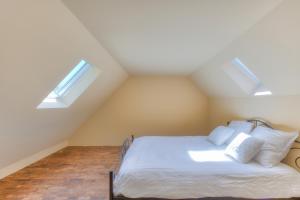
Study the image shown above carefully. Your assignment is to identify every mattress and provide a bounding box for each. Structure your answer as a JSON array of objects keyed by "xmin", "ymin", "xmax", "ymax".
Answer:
[{"xmin": 114, "ymin": 136, "xmax": 300, "ymax": 199}]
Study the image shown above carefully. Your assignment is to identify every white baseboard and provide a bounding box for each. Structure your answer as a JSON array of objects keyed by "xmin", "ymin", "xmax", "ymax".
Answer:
[{"xmin": 0, "ymin": 141, "xmax": 68, "ymax": 179}]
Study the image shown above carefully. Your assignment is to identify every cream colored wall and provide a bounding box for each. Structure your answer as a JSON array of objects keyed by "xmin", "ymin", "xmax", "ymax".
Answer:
[
  {"xmin": 209, "ymin": 95, "xmax": 300, "ymax": 131},
  {"xmin": 70, "ymin": 76, "xmax": 209, "ymax": 146}
]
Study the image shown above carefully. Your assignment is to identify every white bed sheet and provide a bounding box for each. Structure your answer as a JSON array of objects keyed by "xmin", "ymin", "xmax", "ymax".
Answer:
[{"xmin": 114, "ymin": 136, "xmax": 300, "ymax": 199}]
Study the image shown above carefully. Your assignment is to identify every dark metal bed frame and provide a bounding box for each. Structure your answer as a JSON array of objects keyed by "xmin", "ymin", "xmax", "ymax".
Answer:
[{"xmin": 109, "ymin": 119, "xmax": 300, "ymax": 200}]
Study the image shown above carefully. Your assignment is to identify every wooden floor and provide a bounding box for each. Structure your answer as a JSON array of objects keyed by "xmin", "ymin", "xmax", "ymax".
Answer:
[{"xmin": 0, "ymin": 146, "xmax": 120, "ymax": 200}]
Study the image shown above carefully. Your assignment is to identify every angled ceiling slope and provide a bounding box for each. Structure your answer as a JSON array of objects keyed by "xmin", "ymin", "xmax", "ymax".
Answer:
[
  {"xmin": 62, "ymin": 0, "xmax": 282, "ymax": 75},
  {"xmin": 193, "ymin": 0, "xmax": 300, "ymax": 98},
  {"xmin": 0, "ymin": 0, "xmax": 127, "ymax": 170}
]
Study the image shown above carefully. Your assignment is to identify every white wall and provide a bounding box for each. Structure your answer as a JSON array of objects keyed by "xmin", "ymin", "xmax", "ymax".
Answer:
[{"xmin": 0, "ymin": 0, "xmax": 127, "ymax": 170}]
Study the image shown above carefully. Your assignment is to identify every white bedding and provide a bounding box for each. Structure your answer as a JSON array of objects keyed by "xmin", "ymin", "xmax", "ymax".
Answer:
[{"xmin": 114, "ymin": 136, "xmax": 300, "ymax": 199}]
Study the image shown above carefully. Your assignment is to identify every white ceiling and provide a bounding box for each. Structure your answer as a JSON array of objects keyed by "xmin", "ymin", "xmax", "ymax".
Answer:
[{"xmin": 62, "ymin": 0, "xmax": 282, "ymax": 75}]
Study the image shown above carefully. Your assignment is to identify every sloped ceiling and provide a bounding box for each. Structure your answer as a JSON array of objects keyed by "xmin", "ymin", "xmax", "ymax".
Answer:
[
  {"xmin": 62, "ymin": 0, "xmax": 282, "ymax": 75},
  {"xmin": 0, "ymin": 0, "xmax": 127, "ymax": 168},
  {"xmin": 192, "ymin": 0, "xmax": 300, "ymax": 97}
]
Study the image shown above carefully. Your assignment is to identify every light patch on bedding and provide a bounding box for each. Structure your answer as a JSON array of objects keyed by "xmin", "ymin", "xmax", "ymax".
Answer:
[{"xmin": 188, "ymin": 150, "xmax": 231, "ymax": 162}]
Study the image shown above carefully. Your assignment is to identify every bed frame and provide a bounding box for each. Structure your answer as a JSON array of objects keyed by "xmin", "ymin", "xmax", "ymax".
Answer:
[{"xmin": 109, "ymin": 118, "xmax": 300, "ymax": 200}]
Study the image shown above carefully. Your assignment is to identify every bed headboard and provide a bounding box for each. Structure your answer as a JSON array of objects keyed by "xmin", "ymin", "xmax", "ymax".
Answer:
[
  {"xmin": 120, "ymin": 135, "xmax": 134, "ymax": 162},
  {"xmin": 227, "ymin": 118, "xmax": 273, "ymax": 129},
  {"xmin": 246, "ymin": 118, "xmax": 273, "ymax": 129}
]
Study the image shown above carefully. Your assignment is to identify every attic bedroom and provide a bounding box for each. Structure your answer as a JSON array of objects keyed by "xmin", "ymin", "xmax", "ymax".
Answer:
[{"xmin": 1, "ymin": 0, "xmax": 300, "ymax": 199}]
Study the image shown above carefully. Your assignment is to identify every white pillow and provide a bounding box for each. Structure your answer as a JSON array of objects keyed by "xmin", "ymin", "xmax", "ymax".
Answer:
[
  {"xmin": 252, "ymin": 126, "xmax": 299, "ymax": 167},
  {"xmin": 208, "ymin": 126, "xmax": 235, "ymax": 146},
  {"xmin": 226, "ymin": 120, "xmax": 254, "ymax": 144},
  {"xmin": 225, "ymin": 132, "xmax": 264, "ymax": 163}
]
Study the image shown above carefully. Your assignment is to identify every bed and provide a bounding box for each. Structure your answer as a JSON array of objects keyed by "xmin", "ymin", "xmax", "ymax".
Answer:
[{"xmin": 110, "ymin": 119, "xmax": 300, "ymax": 200}]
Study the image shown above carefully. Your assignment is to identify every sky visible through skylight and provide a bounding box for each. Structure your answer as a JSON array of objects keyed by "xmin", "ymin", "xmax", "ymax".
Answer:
[
  {"xmin": 232, "ymin": 58, "xmax": 260, "ymax": 85},
  {"xmin": 53, "ymin": 60, "xmax": 90, "ymax": 98}
]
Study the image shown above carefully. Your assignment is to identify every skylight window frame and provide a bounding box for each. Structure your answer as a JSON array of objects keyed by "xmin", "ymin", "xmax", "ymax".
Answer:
[
  {"xmin": 224, "ymin": 57, "xmax": 272, "ymax": 96},
  {"xmin": 37, "ymin": 59, "xmax": 100, "ymax": 109}
]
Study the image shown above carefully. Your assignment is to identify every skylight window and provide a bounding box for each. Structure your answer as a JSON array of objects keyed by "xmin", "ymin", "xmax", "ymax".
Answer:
[
  {"xmin": 37, "ymin": 60, "xmax": 100, "ymax": 109},
  {"xmin": 223, "ymin": 58, "xmax": 272, "ymax": 96},
  {"xmin": 53, "ymin": 60, "xmax": 89, "ymax": 97}
]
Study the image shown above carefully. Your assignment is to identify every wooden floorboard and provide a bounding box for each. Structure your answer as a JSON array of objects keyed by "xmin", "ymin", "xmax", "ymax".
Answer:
[{"xmin": 0, "ymin": 146, "xmax": 120, "ymax": 200}]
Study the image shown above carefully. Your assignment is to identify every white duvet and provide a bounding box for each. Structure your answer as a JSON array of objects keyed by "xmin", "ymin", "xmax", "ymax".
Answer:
[{"xmin": 114, "ymin": 136, "xmax": 300, "ymax": 199}]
